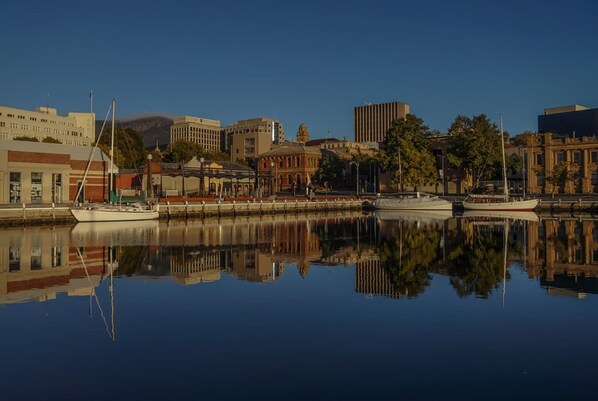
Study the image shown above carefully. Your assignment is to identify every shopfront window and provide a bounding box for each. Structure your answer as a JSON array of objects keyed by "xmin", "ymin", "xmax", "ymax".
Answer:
[
  {"xmin": 31, "ymin": 172, "xmax": 42, "ymax": 203},
  {"xmin": 52, "ymin": 173, "xmax": 63, "ymax": 203},
  {"xmin": 9, "ymin": 172, "xmax": 21, "ymax": 204}
]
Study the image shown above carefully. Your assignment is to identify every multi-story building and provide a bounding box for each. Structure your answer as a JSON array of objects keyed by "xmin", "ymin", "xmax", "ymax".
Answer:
[
  {"xmin": 257, "ymin": 144, "xmax": 322, "ymax": 193},
  {"xmin": 538, "ymin": 105, "xmax": 598, "ymax": 137},
  {"xmin": 354, "ymin": 101, "xmax": 410, "ymax": 143},
  {"xmin": 0, "ymin": 105, "xmax": 95, "ymax": 146},
  {"xmin": 230, "ymin": 131, "xmax": 272, "ymax": 163},
  {"xmin": 518, "ymin": 132, "xmax": 598, "ymax": 195},
  {"xmin": 224, "ymin": 117, "xmax": 285, "ymax": 152},
  {"xmin": 169, "ymin": 116, "xmax": 223, "ymax": 152}
]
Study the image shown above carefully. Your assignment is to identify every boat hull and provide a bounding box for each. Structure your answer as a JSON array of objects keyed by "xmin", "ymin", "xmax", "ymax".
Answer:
[
  {"xmin": 462, "ymin": 198, "xmax": 539, "ymax": 211},
  {"xmin": 70, "ymin": 206, "xmax": 159, "ymax": 222},
  {"xmin": 372, "ymin": 196, "xmax": 453, "ymax": 211}
]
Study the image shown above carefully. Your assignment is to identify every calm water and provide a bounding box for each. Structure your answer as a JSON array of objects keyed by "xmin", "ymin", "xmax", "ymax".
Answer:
[{"xmin": 2, "ymin": 212, "xmax": 598, "ymax": 400}]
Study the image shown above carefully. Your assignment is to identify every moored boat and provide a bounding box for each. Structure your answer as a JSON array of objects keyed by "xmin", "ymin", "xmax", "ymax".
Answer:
[
  {"xmin": 372, "ymin": 192, "xmax": 453, "ymax": 211},
  {"xmin": 70, "ymin": 99, "xmax": 159, "ymax": 222}
]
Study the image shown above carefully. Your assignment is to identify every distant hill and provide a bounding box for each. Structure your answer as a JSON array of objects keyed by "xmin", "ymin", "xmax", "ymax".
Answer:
[{"xmin": 96, "ymin": 115, "xmax": 173, "ymax": 149}]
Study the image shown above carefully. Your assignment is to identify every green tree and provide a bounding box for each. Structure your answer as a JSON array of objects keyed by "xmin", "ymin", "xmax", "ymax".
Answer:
[
  {"xmin": 13, "ymin": 136, "xmax": 39, "ymax": 142},
  {"xmin": 378, "ymin": 221, "xmax": 440, "ymax": 297},
  {"xmin": 317, "ymin": 152, "xmax": 345, "ymax": 188},
  {"xmin": 41, "ymin": 136, "xmax": 62, "ymax": 144},
  {"xmin": 447, "ymin": 114, "xmax": 504, "ymax": 188},
  {"xmin": 162, "ymin": 141, "xmax": 203, "ymax": 164},
  {"xmin": 378, "ymin": 114, "xmax": 437, "ymax": 191},
  {"xmin": 446, "ymin": 224, "xmax": 508, "ymax": 298},
  {"xmin": 545, "ymin": 161, "xmax": 577, "ymax": 197},
  {"xmin": 98, "ymin": 127, "xmax": 147, "ymax": 169}
]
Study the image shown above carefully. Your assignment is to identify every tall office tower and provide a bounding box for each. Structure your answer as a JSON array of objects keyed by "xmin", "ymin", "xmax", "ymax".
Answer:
[
  {"xmin": 354, "ymin": 101, "xmax": 410, "ymax": 143},
  {"xmin": 169, "ymin": 116, "xmax": 223, "ymax": 152}
]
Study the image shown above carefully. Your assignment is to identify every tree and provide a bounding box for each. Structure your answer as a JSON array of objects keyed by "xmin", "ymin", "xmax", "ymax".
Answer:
[
  {"xmin": 162, "ymin": 141, "xmax": 203, "ymax": 164},
  {"xmin": 447, "ymin": 114, "xmax": 504, "ymax": 189},
  {"xmin": 41, "ymin": 136, "xmax": 62, "ymax": 144},
  {"xmin": 13, "ymin": 136, "xmax": 39, "ymax": 142},
  {"xmin": 97, "ymin": 127, "xmax": 147, "ymax": 169},
  {"xmin": 378, "ymin": 114, "xmax": 437, "ymax": 191},
  {"xmin": 317, "ymin": 152, "xmax": 344, "ymax": 188},
  {"xmin": 545, "ymin": 161, "xmax": 577, "ymax": 197}
]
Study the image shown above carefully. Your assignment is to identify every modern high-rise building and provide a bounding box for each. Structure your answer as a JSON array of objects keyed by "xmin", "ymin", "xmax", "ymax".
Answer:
[
  {"xmin": 538, "ymin": 105, "xmax": 598, "ymax": 137},
  {"xmin": 169, "ymin": 116, "xmax": 223, "ymax": 152},
  {"xmin": 224, "ymin": 117, "xmax": 285, "ymax": 151},
  {"xmin": 0, "ymin": 105, "xmax": 95, "ymax": 146},
  {"xmin": 354, "ymin": 101, "xmax": 410, "ymax": 143}
]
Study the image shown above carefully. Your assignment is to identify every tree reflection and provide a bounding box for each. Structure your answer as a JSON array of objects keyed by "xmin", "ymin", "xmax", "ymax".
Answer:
[
  {"xmin": 378, "ymin": 221, "xmax": 439, "ymax": 298},
  {"xmin": 447, "ymin": 223, "xmax": 508, "ymax": 298}
]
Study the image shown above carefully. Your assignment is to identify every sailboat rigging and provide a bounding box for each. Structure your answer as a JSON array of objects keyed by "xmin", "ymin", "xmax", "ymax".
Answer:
[
  {"xmin": 462, "ymin": 115, "xmax": 539, "ymax": 211},
  {"xmin": 70, "ymin": 99, "xmax": 159, "ymax": 222}
]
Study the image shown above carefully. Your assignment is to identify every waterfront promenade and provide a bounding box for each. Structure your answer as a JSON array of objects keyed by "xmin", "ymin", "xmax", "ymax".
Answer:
[{"xmin": 1, "ymin": 193, "xmax": 597, "ymax": 226}]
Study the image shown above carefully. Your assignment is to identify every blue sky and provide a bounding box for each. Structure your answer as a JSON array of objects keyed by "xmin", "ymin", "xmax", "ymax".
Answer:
[{"xmin": 1, "ymin": 0, "xmax": 597, "ymax": 139}]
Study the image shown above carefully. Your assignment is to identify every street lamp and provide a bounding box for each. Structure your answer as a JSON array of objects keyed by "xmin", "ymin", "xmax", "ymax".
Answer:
[
  {"xmin": 350, "ymin": 161, "xmax": 359, "ymax": 196},
  {"xmin": 270, "ymin": 161, "xmax": 275, "ymax": 196},
  {"xmin": 437, "ymin": 154, "xmax": 445, "ymax": 196},
  {"xmin": 200, "ymin": 157, "xmax": 205, "ymax": 197}
]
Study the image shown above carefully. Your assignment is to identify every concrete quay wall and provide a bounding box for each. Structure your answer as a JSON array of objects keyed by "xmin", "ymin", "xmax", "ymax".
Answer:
[{"xmin": 0, "ymin": 197, "xmax": 365, "ymax": 226}]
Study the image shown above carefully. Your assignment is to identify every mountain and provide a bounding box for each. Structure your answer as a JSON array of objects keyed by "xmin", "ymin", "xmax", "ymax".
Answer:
[{"xmin": 96, "ymin": 115, "xmax": 173, "ymax": 149}]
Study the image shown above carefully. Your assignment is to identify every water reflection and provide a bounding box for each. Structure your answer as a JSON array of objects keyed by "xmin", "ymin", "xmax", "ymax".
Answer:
[{"xmin": 2, "ymin": 212, "xmax": 598, "ymax": 307}]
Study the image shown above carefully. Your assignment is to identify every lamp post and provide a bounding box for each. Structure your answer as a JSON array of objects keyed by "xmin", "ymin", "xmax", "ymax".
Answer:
[
  {"xmin": 270, "ymin": 161, "xmax": 274, "ymax": 196},
  {"xmin": 350, "ymin": 161, "xmax": 359, "ymax": 196},
  {"xmin": 200, "ymin": 157, "xmax": 205, "ymax": 197},
  {"xmin": 437, "ymin": 154, "xmax": 445, "ymax": 196}
]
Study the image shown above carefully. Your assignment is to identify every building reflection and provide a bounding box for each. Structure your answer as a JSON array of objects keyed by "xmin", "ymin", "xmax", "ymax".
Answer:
[
  {"xmin": 525, "ymin": 217, "xmax": 598, "ymax": 298},
  {"xmin": 3, "ymin": 213, "xmax": 598, "ymax": 306}
]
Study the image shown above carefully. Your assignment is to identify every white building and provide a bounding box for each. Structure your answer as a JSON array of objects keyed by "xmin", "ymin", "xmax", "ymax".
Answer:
[
  {"xmin": 169, "ymin": 116, "xmax": 223, "ymax": 152},
  {"xmin": 0, "ymin": 105, "xmax": 95, "ymax": 146}
]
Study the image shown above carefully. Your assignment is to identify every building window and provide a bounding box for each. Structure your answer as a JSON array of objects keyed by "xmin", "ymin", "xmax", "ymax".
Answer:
[
  {"xmin": 52, "ymin": 173, "xmax": 62, "ymax": 203},
  {"xmin": 592, "ymin": 151, "xmax": 598, "ymax": 163},
  {"xmin": 555, "ymin": 152, "xmax": 565, "ymax": 163},
  {"xmin": 536, "ymin": 154, "xmax": 543, "ymax": 166},
  {"xmin": 9, "ymin": 246, "xmax": 20, "ymax": 272},
  {"xmin": 31, "ymin": 172, "xmax": 43, "ymax": 203},
  {"xmin": 52, "ymin": 246, "xmax": 62, "ymax": 267},
  {"xmin": 573, "ymin": 151, "xmax": 581, "ymax": 163},
  {"xmin": 592, "ymin": 171, "xmax": 598, "ymax": 185},
  {"xmin": 536, "ymin": 174, "xmax": 545, "ymax": 186},
  {"xmin": 9, "ymin": 172, "xmax": 21, "ymax": 203}
]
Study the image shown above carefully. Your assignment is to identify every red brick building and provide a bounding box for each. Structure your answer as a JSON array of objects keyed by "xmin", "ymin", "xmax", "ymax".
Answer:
[{"xmin": 257, "ymin": 144, "xmax": 322, "ymax": 193}]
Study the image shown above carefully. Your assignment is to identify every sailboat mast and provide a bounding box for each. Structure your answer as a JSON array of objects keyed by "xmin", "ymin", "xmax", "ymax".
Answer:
[
  {"xmin": 109, "ymin": 99, "xmax": 116, "ymax": 202},
  {"xmin": 500, "ymin": 115, "xmax": 509, "ymax": 201}
]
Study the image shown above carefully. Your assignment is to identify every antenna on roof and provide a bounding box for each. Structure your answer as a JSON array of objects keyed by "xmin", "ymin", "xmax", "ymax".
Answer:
[
  {"xmin": 90, "ymin": 90, "xmax": 93, "ymax": 113},
  {"xmin": 46, "ymin": 92, "xmax": 50, "ymax": 113},
  {"xmin": 364, "ymin": 102, "xmax": 372, "ymax": 106}
]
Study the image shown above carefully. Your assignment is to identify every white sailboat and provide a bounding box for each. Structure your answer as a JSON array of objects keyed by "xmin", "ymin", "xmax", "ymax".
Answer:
[
  {"xmin": 70, "ymin": 99, "xmax": 159, "ymax": 222},
  {"xmin": 372, "ymin": 192, "xmax": 453, "ymax": 211},
  {"xmin": 372, "ymin": 148, "xmax": 453, "ymax": 211},
  {"xmin": 463, "ymin": 116, "xmax": 539, "ymax": 211}
]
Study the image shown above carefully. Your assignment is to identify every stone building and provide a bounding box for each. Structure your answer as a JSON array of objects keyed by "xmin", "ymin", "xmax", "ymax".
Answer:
[
  {"xmin": 296, "ymin": 123, "xmax": 310, "ymax": 143},
  {"xmin": 518, "ymin": 132, "xmax": 598, "ymax": 195},
  {"xmin": 257, "ymin": 144, "xmax": 321, "ymax": 193}
]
